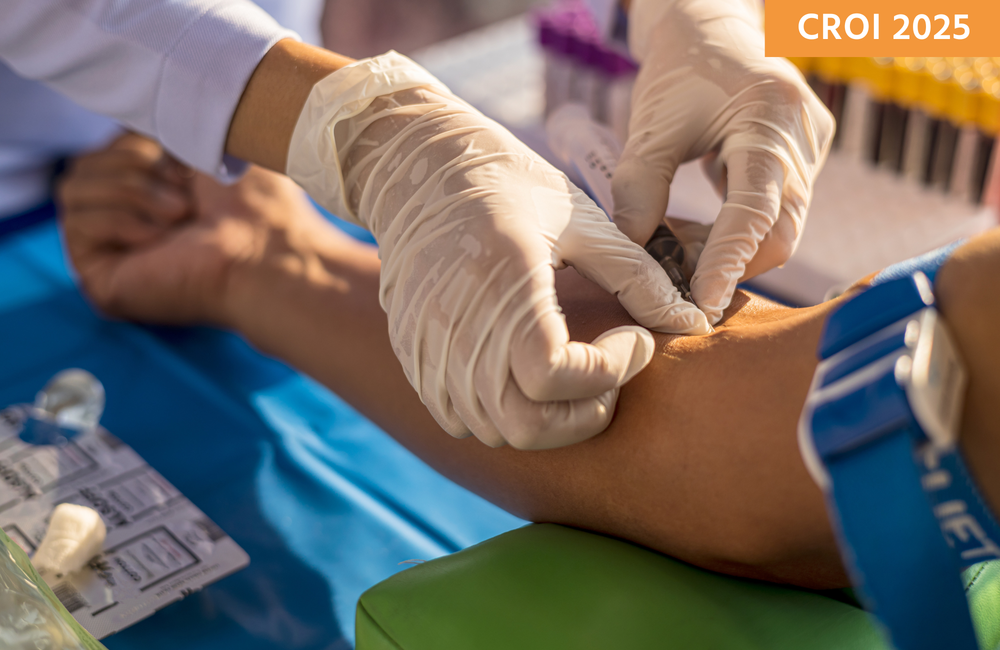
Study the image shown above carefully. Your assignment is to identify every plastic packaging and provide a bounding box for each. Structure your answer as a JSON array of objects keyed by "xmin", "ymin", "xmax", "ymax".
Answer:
[
  {"xmin": 0, "ymin": 527, "xmax": 107, "ymax": 650},
  {"xmin": 20, "ymin": 369, "xmax": 105, "ymax": 446},
  {"xmin": 0, "ymin": 370, "xmax": 249, "ymax": 639},
  {"xmin": 35, "ymin": 370, "xmax": 105, "ymax": 432}
]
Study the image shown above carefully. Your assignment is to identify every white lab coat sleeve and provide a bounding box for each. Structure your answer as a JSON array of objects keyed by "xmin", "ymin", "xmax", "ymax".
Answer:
[{"xmin": 0, "ymin": 0, "xmax": 299, "ymax": 180}]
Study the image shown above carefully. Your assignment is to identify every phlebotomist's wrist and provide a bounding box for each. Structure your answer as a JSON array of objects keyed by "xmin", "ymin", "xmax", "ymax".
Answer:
[{"xmin": 225, "ymin": 39, "xmax": 355, "ymax": 175}]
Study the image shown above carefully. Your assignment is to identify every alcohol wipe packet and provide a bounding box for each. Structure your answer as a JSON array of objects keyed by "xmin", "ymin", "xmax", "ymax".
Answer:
[{"xmin": 0, "ymin": 370, "xmax": 249, "ymax": 639}]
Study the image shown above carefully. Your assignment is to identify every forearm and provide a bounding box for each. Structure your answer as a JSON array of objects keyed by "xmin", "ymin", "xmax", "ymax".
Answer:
[
  {"xmin": 226, "ymin": 39, "xmax": 354, "ymax": 173},
  {"xmin": 225, "ymin": 222, "xmax": 839, "ymax": 583},
  {"xmin": 229, "ymin": 224, "xmax": 415, "ymax": 427},
  {"xmin": 226, "ymin": 221, "xmax": 556, "ymax": 513},
  {"xmin": 225, "ymin": 218, "xmax": 1000, "ymax": 592}
]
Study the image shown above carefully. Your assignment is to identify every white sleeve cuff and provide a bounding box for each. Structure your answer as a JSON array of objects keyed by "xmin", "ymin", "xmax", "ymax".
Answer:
[{"xmin": 156, "ymin": 0, "xmax": 298, "ymax": 181}]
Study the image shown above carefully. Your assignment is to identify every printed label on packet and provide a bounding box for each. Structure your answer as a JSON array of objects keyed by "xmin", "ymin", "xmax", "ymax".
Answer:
[{"xmin": 0, "ymin": 408, "xmax": 249, "ymax": 639}]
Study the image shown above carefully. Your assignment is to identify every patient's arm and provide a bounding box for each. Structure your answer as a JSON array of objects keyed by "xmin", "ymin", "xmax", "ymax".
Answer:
[
  {"xmin": 227, "ymin": 220, "xmax": 847, "ymax": 587},
  {"xmin": 228, "ymin": 203, "xmax": 1000, "ymax": 592},
  {"xmin": 60, "ymin": 140, "xmax": 1000, "ymax": 590}
]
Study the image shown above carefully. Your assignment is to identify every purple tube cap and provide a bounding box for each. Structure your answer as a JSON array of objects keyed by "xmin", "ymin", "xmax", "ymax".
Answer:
[{"xmin": 602, "ymin": 49, "xmax": 639, "ymax": 76}]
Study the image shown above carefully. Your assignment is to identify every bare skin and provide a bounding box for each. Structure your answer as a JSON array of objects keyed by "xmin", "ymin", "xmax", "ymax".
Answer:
[
  {"xmin": 58, "ymin": 134, "xmax": 1000, "ymax": 590},
  {"xmin": 226, "ymin": 40, "xmax": 354, "ymax": 172}
]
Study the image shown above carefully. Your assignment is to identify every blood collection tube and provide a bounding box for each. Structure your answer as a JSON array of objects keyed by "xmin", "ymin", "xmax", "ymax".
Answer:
[
  {"xmin": 604, "ymin": 49, "xmax": 638, "ymax": 142},
  {"xmin": 947, "ymin": 65, "xmax": 984, "ymax": 202},
  {"xmin": 980, "ymin": 78, "xmax": 1000, "ymax": 209},
  {"xmin": 812, "ymin": 58, "xmax": 848, "ymax": 149},
  {"xmin": 839, "ymin": 58, "xmax": 883, "ymax": 163},
  {"xmin": 588, "ymin": 44, "xmax": 612, "ymax": 124},
  {"xmin": 899, "ymin": 58, "xmax": 935, "ymax": 185},
  {"xmin": 536, "ymin": 4, "xmax": 594, "ymax": 118},
  {"xmin": 573, "ymin": 33, "xmax": 604, "ymax": 118},
  {"xmin": 564, "ymin": 13, "xmax": 598, "ymax": 105},
  {"xmin": 537, "ymin": 15, "xmax": 571, "ymax": 118},
  {"xmin": 873, "ymin": 58, "xmax": 908, "ymax": 171},
  {"xmin": 922, "ymin": 59, "xmax": 958, "ymax": 191},
  {"xmin": 536, "ymin": 4, "xmax": 639, "ymax": 144}
]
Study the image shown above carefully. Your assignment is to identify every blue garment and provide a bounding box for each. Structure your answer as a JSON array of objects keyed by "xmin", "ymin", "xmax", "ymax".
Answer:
[
  {"xmin": 0, "ymin": 217, "xmax": 523, "ymax": 649},
  {"xmin": 0, "ymin": 200, "xmax": 57, "ymax": 239}
]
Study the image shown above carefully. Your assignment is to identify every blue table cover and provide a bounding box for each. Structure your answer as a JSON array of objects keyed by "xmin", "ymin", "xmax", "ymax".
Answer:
[{"xmin": 0, "ymin": 212, "xmax": 523, "ymax": 649}]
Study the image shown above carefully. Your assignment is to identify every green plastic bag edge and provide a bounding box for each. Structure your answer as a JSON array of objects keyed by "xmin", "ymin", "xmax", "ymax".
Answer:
[{"xmin": 0, "ymin": 526, "xmax": 108, "ymax": 650}]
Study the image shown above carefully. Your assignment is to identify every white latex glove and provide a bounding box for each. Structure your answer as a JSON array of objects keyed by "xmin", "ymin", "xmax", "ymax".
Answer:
[
  {"xmin": 612, "ymin": 0, "xmax": 835, "ymax": 324},
  {"xmin": 288, "ymin": 52, "xmax": 710, "ymax": 450}
]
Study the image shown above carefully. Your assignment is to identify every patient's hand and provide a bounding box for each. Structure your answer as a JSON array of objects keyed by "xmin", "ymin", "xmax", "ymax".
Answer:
[{"xmin": 59, "ymin": 133, "xmax": 331, "ymax": 327}]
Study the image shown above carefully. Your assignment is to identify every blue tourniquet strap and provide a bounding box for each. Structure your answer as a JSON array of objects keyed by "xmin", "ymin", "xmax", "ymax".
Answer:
[
  {"xmin": 825, "ymin": 430, "xmax": 979, "ymax": 650},
  {"xmin": 807, "ymin": 263, "xmax": 1000, "ymax": 650},
  {"xmin": 921, "ymin": 449, "xmax": 1000, "ymax": 568}
]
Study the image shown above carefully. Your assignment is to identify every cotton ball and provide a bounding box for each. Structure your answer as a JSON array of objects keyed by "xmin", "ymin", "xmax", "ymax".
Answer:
[{"xmin": 32, "ymin": 504, "xmax": 106, "ymax": 580}]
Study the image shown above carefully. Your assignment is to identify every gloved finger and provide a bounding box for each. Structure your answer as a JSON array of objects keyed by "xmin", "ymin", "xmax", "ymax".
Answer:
[
  {"xmin": 611, "ymin": 151, "xmax": 675, "ymax": 246},
  {"xmin": 440, "ymin": 351, "xmax": 505, "ymax": 447},
  {"xmin": 419, "ymin": 391, "xmax": 477, "ymax": 441},
  {"xmin": 700, "ymin": 150, "xmax": 727, "ymax": 197},
  {"xmin": 482, "ymin": 370, "xmax": 621, "ymax": 450},
  {"xmin": 510, "ymin": 318, "xmax": 654, "ymax": 403},
  {"xmin": 508, "ymin": 265, "xmax": 656, "ymax": 403},
  {"xmin": 691, "ymin": 148, "xmax": 785, "ymax": 324},
  {"xmin": 558, "ymin": 208, "xmax": 711, "ymax": 335},
  {"xmin": 663, "ymin": 217, "xmax": 713, "ymax": 247},
  {"xmin": 738, "ymin": 205, "xmax": 800, "ymax": 281}
]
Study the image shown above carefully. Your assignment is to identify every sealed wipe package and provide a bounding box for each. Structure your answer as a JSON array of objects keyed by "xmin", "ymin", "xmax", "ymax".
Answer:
[
  {"xmin": 0, "ymin": 370, "xmax": 249, "ymax": 639},
  {"xmin": 0, "ymin": 525, "xmax": 106, "ymax": 650}
]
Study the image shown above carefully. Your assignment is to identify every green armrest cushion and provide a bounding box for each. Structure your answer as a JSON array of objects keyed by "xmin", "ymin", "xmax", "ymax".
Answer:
[{"xmin": 357, "ymin": 524, "xmax": 1000, "ymax": 650}]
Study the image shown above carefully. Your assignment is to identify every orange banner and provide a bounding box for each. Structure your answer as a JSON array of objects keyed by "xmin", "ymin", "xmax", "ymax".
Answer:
[{"xmin": 765, "ymin": 0, "xmax": 1000, "ymax": 57}]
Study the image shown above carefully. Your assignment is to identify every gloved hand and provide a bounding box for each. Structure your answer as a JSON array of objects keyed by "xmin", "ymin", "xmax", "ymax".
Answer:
[
  {"xmin": 612, "ymin": 0, "xmax": 835, "ymax": 324},
  {"xmin": 287, "ymin": 52, "xmax": 710, "ymax": 450}
]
